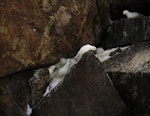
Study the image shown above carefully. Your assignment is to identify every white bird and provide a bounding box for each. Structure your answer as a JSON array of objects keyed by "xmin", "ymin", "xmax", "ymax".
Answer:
[
  {"xmin": 74, "ymin": 44, "xmax": 96, "ymax": 62},
  {"xmin": 48, "ymin": 65, "xmax": 56, "ymax": 75},
  {"xmin": 33, "ymin": 44, "xmax": 97, "ymax": 97},
  {"xmin": 123, "ymin": 10, "xmax": 142, "ymax": 18},
  {"xmin": 43, "ymin": 58, "xmax": 76, "ymax": 96},
  {"xmin": 56, "ymin": 58, "xmax": 73, "ymax": 77}
]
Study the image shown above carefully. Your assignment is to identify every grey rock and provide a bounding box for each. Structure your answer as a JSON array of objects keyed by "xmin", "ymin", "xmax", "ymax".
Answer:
[
  {"xmin": 31, "ymin": 52, "xmax": 126, "ymax": 116},
  {"xmin": 0, "ymin": 70, "xmax": 32, "ymax": 116},
  {"xmin": 103, "ymin": 42, "xmax": 150, "ymax": 115},
  {"xmin": 104, "ymin": 18, "xmax": 150, "ymax": 48}
]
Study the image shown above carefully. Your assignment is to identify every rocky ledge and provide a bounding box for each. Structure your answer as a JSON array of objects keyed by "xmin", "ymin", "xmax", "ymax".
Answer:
[{"xmin": 103, "ymin": 42, "xmax": 150, "ymax": 116}]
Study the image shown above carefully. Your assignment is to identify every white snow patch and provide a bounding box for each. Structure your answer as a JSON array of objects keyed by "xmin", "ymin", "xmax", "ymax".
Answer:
[
  {"xmin": 95, "ymin": 48, "xmax": 118, "ymax": 62},
  {"xmin": 123, "ymin": 10, "xmax": 142, "ymax": 18},
  {"xmin": 32, "ymin": 44, "xmax": 97, "ymax": 97},
  {"xmin": 120, "ymin": 46, "xmax": 130, "ymax": 51},
  {"xmin": 96, "ymin": 47, "xmax": 104, "ymax": 54},
  {"xmin": 57, "ymin": 59, "xmax": 72, "ymax": 77},
  {"xmin": 95, "ymin": 46, "xmax": 130, "ymax": 62},
  {"xmin": 26, "ymin": 104, "xmax": 32, "ymax": 116},
  {"xmin": 43, "ymin": 77, "xmax": 62, "ymax": 97},
  {"xmin": 43, "ymin": 58, "xmax": 76, "ymax": 96},
  {"xmin": 57, "ymin": 59, "xmax": 76, "ymax": 76},
  {"xmin": 33, "ymin": 68, "xmax": 43, "ymax": 78}
]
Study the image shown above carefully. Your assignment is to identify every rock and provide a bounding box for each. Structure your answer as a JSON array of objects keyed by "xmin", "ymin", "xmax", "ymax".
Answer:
[
  {"xmin": 103, "ymin": 18, "xmax": 150, "ymax": 49},
  {"xmin": 96, "ymin": 0, "xmax": 110, "ymax": 43},
  {"xmin": 31, "ymin": 52, "xmax": 126, "ymax": 116},
  {"xmin": 0, "ymin": 0, "xmax": 109, "ymax": 77},
  {"xmin": 108, "ymin": 72, "xmax": 150, "ymax": 116},
  {"xmin": 103, "ymin": 42, "xmax": 150, "ymax": 115},
  {"xmin": 29, "ymin": 68, "xmax": 51, "ymax": 109},
  {"xmin": 0, "ymin": 70, "xmax": 32, "ymax": 116},
  {"xmin": 103, "ymin": 42, "xmax": 150, "ymax": 72}
]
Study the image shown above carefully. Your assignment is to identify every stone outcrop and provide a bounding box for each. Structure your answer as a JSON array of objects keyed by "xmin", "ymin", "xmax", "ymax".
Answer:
[
  {"xmin": 0, "ymin": 0, "xmax": 109, "ymax": 77},
  {"xmin": 103, "ymin": 42, "xmax": 150, "ymax": 115},
  {"xmin": 103, "ymin": 18, "xmax": 150, "ymax": 49},
  {"xmin": 0, "ymin": 70, "xmax": 32, "ymax": 116},
  {"xmin": 1, "ymin": 0, "xmax": 150, "ymax": 115},
  {"xmin": 0, "ymin": 52, "xmax": 127, "ymax": 116},
  {"xmin": 108, "ymin": 72, "xmax": 150, "ymax": 116},
  {"xmin": 31, "ymin": 51, "xmax": 126, "ymax": 116},
  {"xmin": 103, "ymin": 42, "xmax": 150, "ymax": 72}
]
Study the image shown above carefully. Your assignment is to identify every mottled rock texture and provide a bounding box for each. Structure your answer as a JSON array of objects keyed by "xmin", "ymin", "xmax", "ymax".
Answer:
[
  {"xmin": 108, "ymin": 72, "xmax": 150, "ymax": 116},
  {"xmin": 0, "ymin": 70, "xmax": 32, "ymax": 116},
  {"xmin": 103, "ymin": 18, "xmax": 150, "ymax": 49},
  {"xmin": 103, "ymin": 42, "xmax": 150, "ymax": 72},
  {"xmin": 103, "ymin": 42, "xmax": 150, "ymax": 116},
  {"xmin": 0, "ymin": 0, "xmax": 109, "ymax": 77},
  {"xmin": 31, "ymin": 52, "xmax": 126, "ymax": 116},
  {"xmin": 0, "ymin": 52, "xmax": 126, "ymax": 116}
]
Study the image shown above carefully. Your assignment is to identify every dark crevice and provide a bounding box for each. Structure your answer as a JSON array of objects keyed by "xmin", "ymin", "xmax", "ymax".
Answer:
[
  {"xmin": 100, "ymin": 23, "xmax": 134, "ymax": 50},
  {"xmin": 9, "ymin": 75, "xmax": 12, "ymax": 81},
  {"xmin": 110, "ymin": 2, "xmax": 150, "ymax": 20}
]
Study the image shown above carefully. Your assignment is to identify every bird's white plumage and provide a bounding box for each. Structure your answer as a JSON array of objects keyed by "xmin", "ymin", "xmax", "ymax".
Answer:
[
  {"xmin": 123, "ymin": 10, "xmax": 142, "ymax": 18},
  {"xmin": 74, "ymin": 44, "xmax": 96, "ymax": 62},
  {"xmin": 32, "ymin": 44, "xmax": 97, "ymax": 97},
  {"xmin": 57, "ymin": 59, "xmax": 71, "ymax": 76}
]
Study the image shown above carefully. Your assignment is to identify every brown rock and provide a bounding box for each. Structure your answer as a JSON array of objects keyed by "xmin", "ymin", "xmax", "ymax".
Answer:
[
  {"xmin": 29, "ymin": 68, "xmax": 51, "ymax": 108},
  {"xmin": 31, "ymin": 52, "xmax": 126, "ymax": 116},
  {"xmin": 0, "ymin": 0, "xmax": 109, "ymax": 77}
]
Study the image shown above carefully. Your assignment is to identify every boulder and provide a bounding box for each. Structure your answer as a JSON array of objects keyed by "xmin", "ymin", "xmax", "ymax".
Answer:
[
  {"xmin": 103, "ymin": 18, "xmax": 150, "ymax": 49},
  {"xmin": 0, "ymin": 0, "xmax": 109, "ymax": 77},
  {"xmin": 0, "ymin": 70, "xmax": 32, "ymax": 116},
  {"xmin": 103, "ymin": 42, "xmax": 150, "ymax": 115},
  {"xmin": 31, "ymin": 52, "xmax": 126, "ymax": 116},
  {"xmin": 103, "ymin": 42, "xmax": 150, "ymax": 72}
]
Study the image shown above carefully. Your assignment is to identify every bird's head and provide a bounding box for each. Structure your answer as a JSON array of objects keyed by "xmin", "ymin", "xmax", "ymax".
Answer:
[{"xmin": 123, "ymin": 10, "xmax": 129, "ymax": 15}]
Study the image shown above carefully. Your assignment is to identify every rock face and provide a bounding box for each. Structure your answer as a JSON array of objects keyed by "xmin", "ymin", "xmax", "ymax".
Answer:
[
  {"xmin": 103, "ymin": 42, "xmax": 150, "ymax": 72},
  {"xmin": 108, "ymin": 72, "xmax": 150, "ymax": 116},
  {"xmin": 0, "ymin": 0, "xmax": 109, "ymax": 77},
  {"xmin": 103, "ymin": 18, "xmax": 150, "ymax": 49},
  {"xmin": 31, "ymin": 52, "xmax": 126, "ymax": 116},
  {"xmin": 0, "ymin": 52, "xmax": 126, "ymax": 116},
  {"xmin": 0, "ymin": 70, "xmax": 32, "ymax": 116},
  {"xmin": 1, "ymin": 0, "xmax": 150, "ymax": 115},
  {"xmin": 103, "ymin": 42, "xmax": 150, "ymax": 115},
  {"xmin": 29, "ymin": 68, "xmax": 51, "ymax": 109}
]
